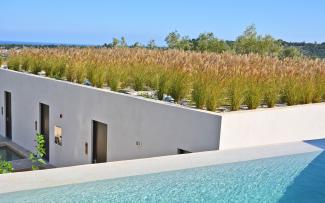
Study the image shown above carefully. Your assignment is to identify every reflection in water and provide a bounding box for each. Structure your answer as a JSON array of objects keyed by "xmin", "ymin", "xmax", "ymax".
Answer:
[{"xmin": 0, "ymin": 147, "xmax": 22, "ymax": 161}]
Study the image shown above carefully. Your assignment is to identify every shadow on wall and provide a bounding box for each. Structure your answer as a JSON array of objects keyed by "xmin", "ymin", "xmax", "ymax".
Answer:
[{"xmin": 278, "ymin": 150, "xmax": 325, "ymax": 202}]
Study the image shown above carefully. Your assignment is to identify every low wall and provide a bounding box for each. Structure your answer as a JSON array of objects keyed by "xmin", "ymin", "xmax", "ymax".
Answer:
[
  {"xmin": 0, "ymin": 69, "xmax": 221, "ymax": 167},
  {"xmin": 219, "ymin": 104, "xmax": 325, "ymax": 150}
]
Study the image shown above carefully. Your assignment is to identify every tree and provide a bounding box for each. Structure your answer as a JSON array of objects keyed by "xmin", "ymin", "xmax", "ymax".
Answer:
[
  {"xmin": 112, "ymin": 38, "xmax": 119, "ymax": 47},
  {"xmin": 178, "ymin": 36, "xmax": 193, "ymax": 51},
  {"xmin": 131, "ymin": 42, "xmax": 143, "ymax": 48},
  {"xmin": 147, "ymin": 39, "xmax": 157, "ymax": 49},
  {"xmin": 194, "ymin": 32, "xmax": 229, "ymax": 53},
  {"xmin": 280, "ymin": 47, "xmax": 302, "ymax": 58},
  {"xmin": 235, "ymin": 24, "xmax": 282, "ymax": 56},
  {"xmin": 165, "ymin": 31, "xmax": 181, "ymax": 49},
  {"xmin": 120, "ymin": 37, "xmax": 127, "ymax": 47}
]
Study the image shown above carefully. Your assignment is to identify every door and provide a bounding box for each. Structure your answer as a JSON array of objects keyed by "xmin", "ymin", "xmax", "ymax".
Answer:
[
  {"xmin": 92, "ymin": 121, "xmax": 107, "ymax": 163},
  {"xmin": 5, "ymin": 91, "xmax": 12, "ymax": 140},
  {"xmin": 40, "ymin": 103, "xmax": 50, "ymax": 161}
]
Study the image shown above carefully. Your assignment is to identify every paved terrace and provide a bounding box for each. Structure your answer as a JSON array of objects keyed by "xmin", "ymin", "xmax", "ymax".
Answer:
[{"xmin": 0, "ymin": 139, "xmax": 324, "ymax": 194}]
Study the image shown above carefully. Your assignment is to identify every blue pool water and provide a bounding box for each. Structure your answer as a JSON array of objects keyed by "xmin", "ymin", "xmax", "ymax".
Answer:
[
  {"xmin": 1, "ymin": 151, "xmax": 325, "ymax": 202},
  {"xmin": 0, "ymin": 146, "xmax": 23, "ymax": 161}
]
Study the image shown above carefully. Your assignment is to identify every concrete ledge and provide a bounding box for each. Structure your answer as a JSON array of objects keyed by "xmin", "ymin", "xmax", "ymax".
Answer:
[{"xmin": 0, "ymin": 139, "xmax": 324, "ymax": 194}]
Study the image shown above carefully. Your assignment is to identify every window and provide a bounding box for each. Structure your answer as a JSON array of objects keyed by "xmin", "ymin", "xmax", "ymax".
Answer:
[{"xmin": 54, "ymin": 126, "xmax": 62, "ymax": 146}]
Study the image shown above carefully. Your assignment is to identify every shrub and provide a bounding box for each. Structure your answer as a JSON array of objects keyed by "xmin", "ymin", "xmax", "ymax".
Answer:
[
  {"xmin": 0, "ymin": 159, "xmax": 13, "ymax": 174},
  {"xmin": 93, "ymin": 66, "xmax": 105, "ymax": 88},
  {"xmin": 7, "ymin": 56, "xmax": 20, "ymax": 71},
  {"xmin": 245, "ymin": 79, "xmax": 263, "ymax": 109},
  {"xmin": 312, "ymin": 75, "xmax": 325, "ymax": 103},
  {"xmin": 192, "ymin": 75, "xmax": 207, "ymax": 109},
  {"xmin": 282, "ymin": 78, "xmax": 301, "ymax": 106},
  {"xmin": 228, "ymin": 78, "xmax": 246, "ymax": 111},
  {"xmin": 168, "ymin": 70, "xmax": 191, "ymax": 103},
  {"xmin": 264, "ymin": 78, "xmax": 280, "ymax": 108},
  {"xmin": 106, "ymin": 66, "xmax": 122, "ymax": 91},
  {"xmin": 75, "ymin": 62, "xmax": 86, "ymax": 84},
  {"xmin": 131, "ymin": 65, "xmax": 147, "ymax": 91},
  {"xmin": 206, "ymin": 81, "xmax": 223, "ymax": 112},
  {"xmin": 29, "ymin": 133, "xmax": 46, "ymax": 170},
  {"xmin": 299, "ymin": 78, "xmax": 314, "ymax": 104},
  {"xmin": 65, "ymin": 60, "xmax": 75, "ymax": 82},
  {"xmin": 20, "ymin": 56, "xmax": 30, "ymax": 71},
  {"xmin": 157, "ymin": 70, "xmax": 170, "ymax": 100},
  {"xmin": 85, "ymin": 62, "xmax": 96, "ymax": 85},
  {"xmin": 28, "ymin": 57, "xmax": 43, "ymax": 74},
  {"xmin": 50, "ymin": 58, "xmax": 67, "ymax": 79}
]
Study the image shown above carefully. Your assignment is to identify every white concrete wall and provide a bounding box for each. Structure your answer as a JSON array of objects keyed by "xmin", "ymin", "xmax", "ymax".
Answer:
[
  {"xmin": 1, "ymin": 69, "xmax": 325, "ymax": 167},
  {"xmin": 0, "ymin": 69, "xmax": 221, "ymax": 167},
  {"xmin": 219, "ymin": 104, "xmax": 325, "ymax": 150}
]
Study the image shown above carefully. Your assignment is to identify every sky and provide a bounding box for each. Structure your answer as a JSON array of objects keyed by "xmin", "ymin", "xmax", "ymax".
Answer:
[{"xmin": 1, "ymin": 0, "xmax": 325, "ymax": 45}]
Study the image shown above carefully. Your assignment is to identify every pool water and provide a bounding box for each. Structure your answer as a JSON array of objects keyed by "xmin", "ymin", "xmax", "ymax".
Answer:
[
  {"xmin": 0, "ymin": 146, "xmax": 23, "ymax": 161},
  {"xmin": 1, "ymin": 151, "xmax": 325, "ymax": 202}
]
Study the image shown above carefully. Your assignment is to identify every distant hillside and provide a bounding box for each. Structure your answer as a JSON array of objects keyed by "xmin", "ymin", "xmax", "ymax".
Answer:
[
  {"xmin": 280, "ymin": 41, "xmax": 325, "ymax": 59},
  {"xmin": 2, "ymin": 39, "xmax": 325, "ymax": 59},
  {"xmin": 0, "ymin": 41, "xmax": 94, "ymax": 48}
]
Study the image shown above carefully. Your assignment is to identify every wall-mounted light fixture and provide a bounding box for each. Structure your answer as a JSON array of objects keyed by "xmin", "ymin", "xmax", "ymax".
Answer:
[
  {"xmin": 60, "ymin": 114, "xmax": 63, "ymax": 118},
  {"xmin": 54, "ymin": 126, "xmax": 62, "ymax": 146}
]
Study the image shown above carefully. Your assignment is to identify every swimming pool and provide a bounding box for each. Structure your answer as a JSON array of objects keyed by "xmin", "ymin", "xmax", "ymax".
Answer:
[
  {"xmin": 1, "ymin": 151, "xmax": 325, "ymax": 202},
  {"xmin": 0, "ymin": 146, "xmax": 23, "ymax": 161}
]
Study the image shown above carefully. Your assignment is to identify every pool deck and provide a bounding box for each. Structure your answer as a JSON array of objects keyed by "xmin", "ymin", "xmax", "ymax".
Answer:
[{"xmin": 0, "ymin": 139, "xmax": 324, "ymax": 194}]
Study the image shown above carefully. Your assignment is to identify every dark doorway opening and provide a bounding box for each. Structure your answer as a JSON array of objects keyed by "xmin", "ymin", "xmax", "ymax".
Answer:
[
  {"xmin": 40, "ymin": 103, "xmax": 50, "ymax": 161},
  {"xmin": 92, "ymin": 121, "xmax": 107, "ymax": 163},
  {"xmin": 5, "ymin": 91, "xmax": 12, "ymax": 140}
]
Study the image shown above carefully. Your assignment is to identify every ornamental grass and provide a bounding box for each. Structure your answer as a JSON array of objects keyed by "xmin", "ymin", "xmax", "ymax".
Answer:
[{"xmin": 5, "ymin": 47, "xmax": 325, "ymax": 112}]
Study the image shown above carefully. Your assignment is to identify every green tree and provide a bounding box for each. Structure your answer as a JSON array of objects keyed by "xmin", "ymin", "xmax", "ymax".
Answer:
[
  {"xmin": 235, "ymin": 24, "xmax": 282, "ymax": 56},
  {"xmin": 131, "ymin": 42, "xmax": 143, "ymax": 48},
  {"xmin": 112, "ymin": 38, "xmax": 119, "ymax": 47},
  {"xmin": 178, "ymin": 36, "xmax": 193, "ymax": 51},
  {"xmin": 195, "ymin": 32, "xmax": 229, "ymax": 53},
  {"xmin": 147, "ymin": 39, "xmax": 157, "ymax": 49},
  {"xmin": 280, "ymin": 47, "xmax": 302, "ymax": 58},
  {"xmin": 120, "ymin": 37, "xmax": 127, "ymax": 47},
  {"xmin": 165, "ymin": 31, "xmax": 181, "ymax": 49}
]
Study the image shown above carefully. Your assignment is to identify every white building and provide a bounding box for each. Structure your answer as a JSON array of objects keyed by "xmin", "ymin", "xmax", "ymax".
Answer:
[{"xmin": 1, "ymin": 69, "xmax": 325, "ymax": 167}]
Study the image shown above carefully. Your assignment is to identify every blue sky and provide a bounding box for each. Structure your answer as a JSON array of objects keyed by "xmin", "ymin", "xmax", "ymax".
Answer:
[{"xmin": 1, "ymin": 0, "xmax": 325, "ymax": 45}]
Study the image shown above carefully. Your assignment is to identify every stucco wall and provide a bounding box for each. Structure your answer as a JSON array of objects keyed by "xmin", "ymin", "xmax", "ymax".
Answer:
[
  {"xmin": 219, "ymin": 104, "xmax": 325, "ymax": 150},
  {"xmin": 0, "ymin": 69, "xmax": 221, "ymax": 167},
  {"xmin": 1, "ymin": 69, "xmax": 325, "ymax": 167}
]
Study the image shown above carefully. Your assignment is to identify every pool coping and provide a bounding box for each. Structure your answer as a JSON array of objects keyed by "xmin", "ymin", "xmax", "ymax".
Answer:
[
  {"xmin": 0, "ymin": 136, "xmax": 54, "ymax": 172},
  {"xmin": 0, "ymin": 139, "xmax": 324, "ymax": 194}
]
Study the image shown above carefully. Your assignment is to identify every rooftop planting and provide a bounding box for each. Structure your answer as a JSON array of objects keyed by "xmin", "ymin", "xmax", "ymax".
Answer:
[{"xmin": 5, "ymin": 47, "xmax": 325, "ymax": 112}]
